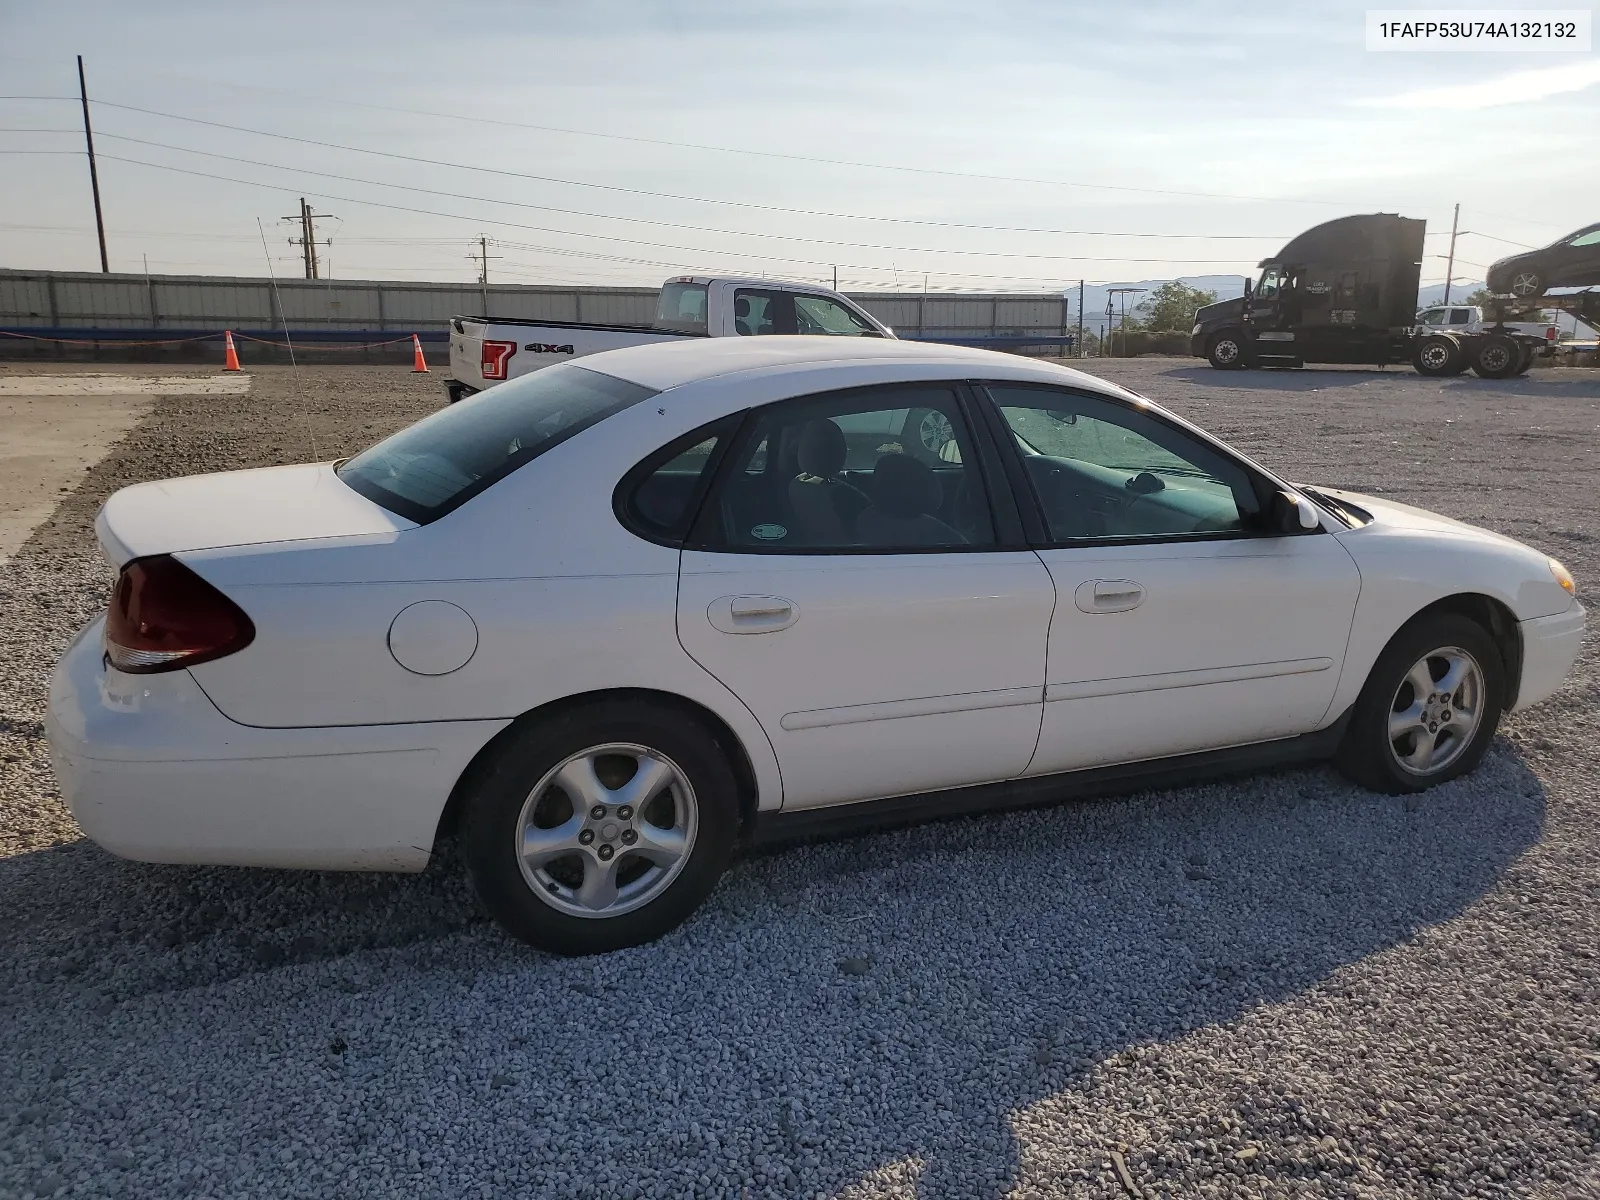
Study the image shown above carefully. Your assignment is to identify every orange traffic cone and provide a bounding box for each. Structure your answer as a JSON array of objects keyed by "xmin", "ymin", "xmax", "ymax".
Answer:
[
  {"xmin": 223, "ymin": 330, "xmax": 241, "ymax": 372},
  {"xmin": 411, "ymin": 334, "xmax": 429, "ymax": 373}
]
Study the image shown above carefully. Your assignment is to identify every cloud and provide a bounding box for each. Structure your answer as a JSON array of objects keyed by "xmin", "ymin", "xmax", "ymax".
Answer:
[{"xmin": 1357, "ymin": 60, "xmax": 1600, "ymax": 109}]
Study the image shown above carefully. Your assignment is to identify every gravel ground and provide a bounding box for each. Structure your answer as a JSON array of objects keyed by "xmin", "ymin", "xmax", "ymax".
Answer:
[{"xmin": 1, "ymin": 360, "xmax": 1597, "ymax": 1199}]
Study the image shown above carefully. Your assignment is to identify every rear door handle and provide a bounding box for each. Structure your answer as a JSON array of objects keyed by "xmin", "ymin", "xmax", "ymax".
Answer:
[
  {"xmin": 1074, "ymin": 579, "xmax": 1145, "ymax": 614},
  {"xmin": 708, "ymin": 595, "xmax": 799, "ymax": 634}
]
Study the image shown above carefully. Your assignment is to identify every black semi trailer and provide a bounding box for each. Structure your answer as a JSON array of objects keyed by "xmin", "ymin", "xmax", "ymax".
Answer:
[{"xmin": 1190, "ymin": 213, "xmax": 1550, "ymax": 378}]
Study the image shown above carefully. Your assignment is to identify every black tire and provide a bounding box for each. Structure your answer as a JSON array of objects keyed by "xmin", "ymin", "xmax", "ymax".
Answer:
[
  {"xmin": 1470, "ymin": 334, "xmax": 1521, "ymax": 379},
  {"xmin": 1206, "ymin": 331, "xmax": 1247, "ymax": 370},
  {"xmin": 1335, "ymin": 613, "xmax": 1505, "ymax": 795},
  {"xmin": 461, "ymin": 701, "xmax": 740, "ymax": 955},
  {"xmin": 1514, "ymin": 344, "xmax": 1535, "ymax": 376},
  {"xmin": 1412, "ymin": 334, "xmax": 1464, "ymax": 377}
]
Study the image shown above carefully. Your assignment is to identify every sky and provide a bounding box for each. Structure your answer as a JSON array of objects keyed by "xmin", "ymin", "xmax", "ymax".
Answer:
[{"xmin": 1, "ymin": 0, "xmax": 1597, "ymax": 295}]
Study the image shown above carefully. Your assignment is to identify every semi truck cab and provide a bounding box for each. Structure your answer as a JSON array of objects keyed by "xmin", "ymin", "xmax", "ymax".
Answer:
[{"xmin": 1191, "ymin": 213, "xmax": 1425, "ymax": 369}]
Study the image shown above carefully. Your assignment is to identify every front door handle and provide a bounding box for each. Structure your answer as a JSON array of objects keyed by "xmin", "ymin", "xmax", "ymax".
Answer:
[
  {"xmin": 1074, "ymin": 579, "xmax": 1145, "ymax": 614},
  {"xmin": 708, "ymin": 594, "xmax": 799, "ymax": 634}
]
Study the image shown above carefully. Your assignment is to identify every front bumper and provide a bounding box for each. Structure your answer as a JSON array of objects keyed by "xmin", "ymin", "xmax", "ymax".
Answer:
[
  {"xmin": 46, "ymin": 618, "xmax": 507, "ymax": 872},
  {"xmin": 1513, "ymin": 602, "xmax": 1585, "ymax": 710}
]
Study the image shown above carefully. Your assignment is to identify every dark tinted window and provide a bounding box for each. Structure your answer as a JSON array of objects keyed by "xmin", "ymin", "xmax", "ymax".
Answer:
[
  {"xmin": 619, "ymin": 420, "xmax": 736, "ymax": 543},
  {"xmin": 338, "ymin": 364, "xmax": 656, "ymax": 523},
  {"xmin": 696, "ymin": 385, "xmax": 993, "ymax": 552}
]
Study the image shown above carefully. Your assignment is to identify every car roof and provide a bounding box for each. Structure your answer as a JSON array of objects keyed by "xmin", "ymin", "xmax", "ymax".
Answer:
[{"xmin": 577, "ymin": 335, "xmax": 1118, "ymax": 395}]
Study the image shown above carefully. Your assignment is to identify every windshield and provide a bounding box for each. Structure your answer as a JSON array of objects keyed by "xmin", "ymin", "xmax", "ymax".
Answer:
[
  {"xmin": 654, "ymin": 282, "xmax": 709, "ymax": 334},
  {"xmin": 337, "ymin": 364, "xmax": 657, "ymax": 523}
]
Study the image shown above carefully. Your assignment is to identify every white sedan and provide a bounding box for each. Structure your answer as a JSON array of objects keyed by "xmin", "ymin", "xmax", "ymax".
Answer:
[{"xmin": 47, "ymin": 338, "xmax": 1584, "ymax": 954}]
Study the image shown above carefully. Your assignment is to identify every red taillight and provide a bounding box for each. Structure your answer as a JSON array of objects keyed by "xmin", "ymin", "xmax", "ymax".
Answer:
[
  {"xmin": 104, "ymin": 555, "xmax": 255, "ymax": 674},
  {"xmin": 1546, "ymin": 326, "xmax": 1557, "ymax": 342},
  {"xmin": 481, "ymin": 339, "xmax": 517, "ymax": 380}
]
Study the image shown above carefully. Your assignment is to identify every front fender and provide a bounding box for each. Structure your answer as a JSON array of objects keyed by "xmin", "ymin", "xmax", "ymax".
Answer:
[{"xmin": 1325, "ymin": 522, "xmax": 1574, "ymax": 717}]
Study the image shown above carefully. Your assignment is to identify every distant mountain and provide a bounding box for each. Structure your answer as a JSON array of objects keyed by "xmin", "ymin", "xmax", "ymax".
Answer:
[{"xmin": 1416, "ymin": 281, "xmax": 1486, "ymax": 306}]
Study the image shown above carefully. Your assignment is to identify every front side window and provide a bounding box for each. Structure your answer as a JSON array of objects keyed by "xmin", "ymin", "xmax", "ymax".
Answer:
[
  {"xmin": 987, "ymin": 385, "xmax": 1262, "ymax": 542},
  {"xmin": 793, "ymin": 294, "xmax": 878, "ymax": 336},
  {"xmin": 338, "ymin": 364, "xmax": 656, "ymax": 523},
  {"xmin": 1565, "ymin": 227, "xmax": 1600, "ymax": 248},
  {"xmin": 1418, "ymin": 309, "xmax": 1444, "ymax": 325},
  {"xmin": 695, "ymin": 385, "xmax": 992, "ymax": 551},
  {"xmin": 1255, "ymin": 267, "xmax": 1283, "ymax": 300},
  {"xmin": 654, "ymin": 282, "xmax": 708, "ymax": 334}
]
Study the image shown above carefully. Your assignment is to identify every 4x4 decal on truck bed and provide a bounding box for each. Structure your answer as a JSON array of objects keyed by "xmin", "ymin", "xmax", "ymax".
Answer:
[{"xmin": 524, "ymin": 343, "xmax": 576, "ymax": 354}]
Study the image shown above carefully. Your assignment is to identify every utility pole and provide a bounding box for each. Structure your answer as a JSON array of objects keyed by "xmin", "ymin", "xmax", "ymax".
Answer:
[
  {"xmin": 832, "ymin": 265, "xmax": 838, "ymax": 291},
  {"xmin": 1442, "ymin": 202, "xmax": 1460, "ymax": 304},
  {"xmin": 282, "ymin": 198, "xmax": 334, "ymax": 279},
  {"xmin": 467, "ymin": 236, "xmax": 502, "ymax": 315},
  {"xmin": 76, "ymin": 55, "xmax": 108, "ymax": 273},
  {"xmin": 1077, "ymin": 279, "xmax": 1085, "ymax": 358}
]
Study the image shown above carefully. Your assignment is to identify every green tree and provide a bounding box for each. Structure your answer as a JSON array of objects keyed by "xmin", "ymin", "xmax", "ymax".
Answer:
[{"xmin": 1130, "ymin": 281, "xmax": 1218, "ymax": 332}]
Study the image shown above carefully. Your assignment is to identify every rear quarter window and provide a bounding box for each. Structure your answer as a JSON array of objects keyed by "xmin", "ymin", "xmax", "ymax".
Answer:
[{"xmin": 337, "ymin": 364, "xmax": 657, "ymax": 523}]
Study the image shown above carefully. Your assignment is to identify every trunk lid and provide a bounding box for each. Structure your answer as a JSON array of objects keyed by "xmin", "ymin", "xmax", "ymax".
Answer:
[{"xmin": 95, "ymin": 463, "xmax": 415, "ymax": 568}]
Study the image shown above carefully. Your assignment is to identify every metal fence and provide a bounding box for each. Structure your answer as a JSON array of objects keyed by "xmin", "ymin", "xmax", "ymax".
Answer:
[{"xmin": 0, "ymin": 269, "xmax": 1076, "ymax": 360}]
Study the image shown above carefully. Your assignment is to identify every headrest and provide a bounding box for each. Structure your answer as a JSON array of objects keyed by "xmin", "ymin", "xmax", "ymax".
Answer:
[
  {"xmin": 870, "ymin": 452, "xmax": 941, "ymax": 517},
  {"xmin": 796, "ymin": 420, "xmax": 847, "ymax": 479}
]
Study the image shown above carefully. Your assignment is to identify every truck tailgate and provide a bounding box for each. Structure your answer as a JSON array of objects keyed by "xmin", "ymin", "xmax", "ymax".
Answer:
[{"xmin": 449, "ymin": 318, "xmax": 488, "ymax": 391}]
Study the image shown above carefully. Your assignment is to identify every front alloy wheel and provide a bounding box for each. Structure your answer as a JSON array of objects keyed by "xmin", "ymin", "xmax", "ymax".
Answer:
[
  {"xmin": 1385, "ymin": 647, "xmax": 1485, "ymax": 777},
  {"xmin": 1335, "ymin": 613, "xmax": 1504, "ymax": 794}
]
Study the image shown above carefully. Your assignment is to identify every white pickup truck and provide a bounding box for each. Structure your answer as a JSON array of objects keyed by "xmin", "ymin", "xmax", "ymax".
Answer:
[
  {"xmin": 1415, "ymin": 304, "xmax": 1557, "ymax": 343},
  {"xmin": 445, "ymin": 276, "xmax": 893, "ymax": 402}
]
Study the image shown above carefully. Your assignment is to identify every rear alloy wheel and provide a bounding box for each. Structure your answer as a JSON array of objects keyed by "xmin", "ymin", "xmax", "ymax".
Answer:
[
  {"xmin": 1471, "ymin": 334, "xmax": 1520, "ymax": 379},
  {"xmin": 1206, "ymin": 332, "xmax": 1246, "ymax": 370},
  {"xmin": 1412, "ymin": 335, "xmax": 1463, "ymax": 377},
  {"xmin": 1508, "ymin": 270, "xmax": 1545, "ymax": 299},
  {"xmin": 462, "ymin": 703, "xmax": 739, "ymax": 954},
  {"xmin": 1335, "ymin": 614, "xmax": 1504, "ymax": 794}
]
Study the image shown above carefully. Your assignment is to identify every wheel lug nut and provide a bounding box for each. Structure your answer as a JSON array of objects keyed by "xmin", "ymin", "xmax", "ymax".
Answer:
[
  {"xmin": 617, "ymin": 805, "xmax": 633, "ymax": 820},
  {"xmin": 590, "ymin": 805, "xmax": 606, "ymax": 820},
  {"xmin": 578, "ymin": 829, "xmax": 594, "ymax": 845},
  {"xmin": 597, "ymin": 844, "xmax": 614, "ymax": 861},
  {"xmin": 621, "ymin": 829, "xmax": 637, "ymax": 845}
]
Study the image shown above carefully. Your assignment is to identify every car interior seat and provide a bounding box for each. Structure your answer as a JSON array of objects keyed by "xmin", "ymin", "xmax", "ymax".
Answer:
[
  {"xmin": 788, "ymin": 420, "xmax": 870, "ymax": 545},
  {"xmin": 855, "ymin": 452, "xmax": 966, "ymax": 547}
]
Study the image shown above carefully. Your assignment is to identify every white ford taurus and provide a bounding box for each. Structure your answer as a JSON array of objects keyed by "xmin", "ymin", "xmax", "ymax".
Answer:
[{"xmin": 48, "ymin": 338, "xmax": 1584, "ymax": 954}]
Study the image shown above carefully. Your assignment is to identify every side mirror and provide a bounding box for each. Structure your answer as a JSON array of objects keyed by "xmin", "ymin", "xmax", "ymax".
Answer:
[{"xmin": 1273, "ymin": 489, "xmax": 1320, "ymax": 532}]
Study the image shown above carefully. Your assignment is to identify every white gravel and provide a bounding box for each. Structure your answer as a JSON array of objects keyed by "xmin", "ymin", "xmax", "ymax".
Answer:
[{"xmin": 1, "ymin": 361, "xmax": 1597, "ymax": 1198}]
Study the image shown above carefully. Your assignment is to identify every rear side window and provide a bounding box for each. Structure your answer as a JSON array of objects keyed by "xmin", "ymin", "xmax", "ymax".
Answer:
[
  {"xmin": 338, "ymin": 364, "xmax": 657, "ymax": 523},
  {"xmin": 654, "ymin": 283, "xmax": 709, "ymax": 334},
  {"xmin": 617, "ymin": 418, "xmax": 738, "ymax": 544}
]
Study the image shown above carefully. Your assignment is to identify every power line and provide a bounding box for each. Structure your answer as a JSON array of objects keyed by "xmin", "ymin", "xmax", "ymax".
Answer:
[
  {"xmin": 92, "ymin": 153, "xmax": 1262, "ymax": 285},
  {"xmin": 84, "ymin": 132, "xmax": 1265, "ymax": 265},
  {"xmin": 82, "ymin": 100, "xmax": 1315, "ymax": 237},
  {"xmin": 35, "ymin": 82, "xmax": 1399, "ymax": 208}
]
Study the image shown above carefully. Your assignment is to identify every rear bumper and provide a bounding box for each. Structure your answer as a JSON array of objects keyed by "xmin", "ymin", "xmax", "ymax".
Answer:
[
  {"xmin": 1513, "ymin": 602, "xmax": 1585, "ymax": 710},
  {"xmin": 46, "ymin": 618, "xmax": 507, "ymax": 872}
]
